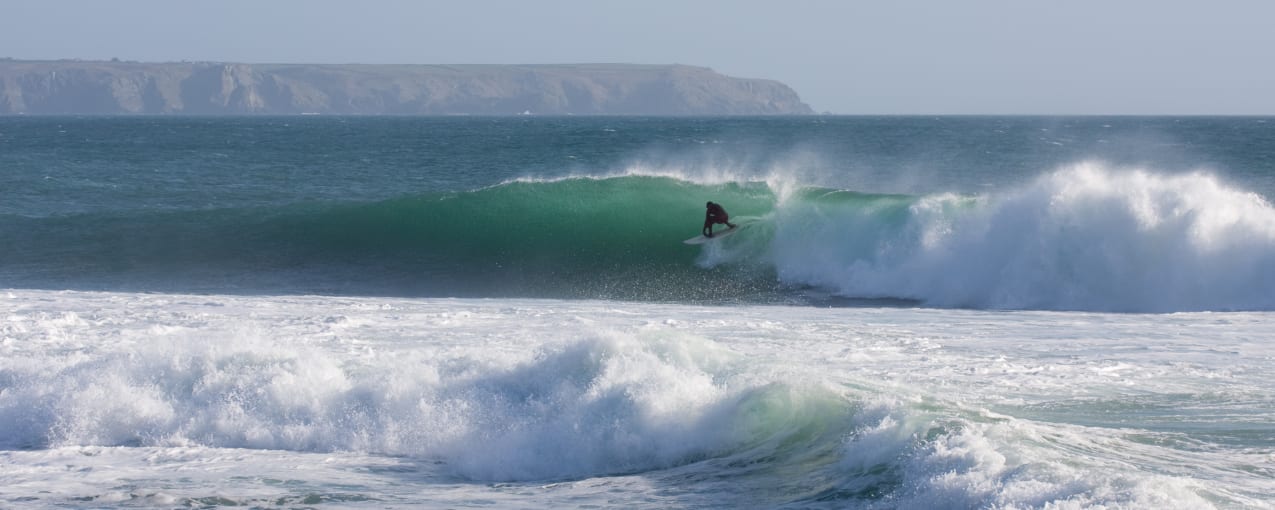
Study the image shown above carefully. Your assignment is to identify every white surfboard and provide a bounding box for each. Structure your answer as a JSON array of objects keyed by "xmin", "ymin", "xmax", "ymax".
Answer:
[{"xmin": 683, "ymin": 226, "xmax": 742, "ymax": 245}]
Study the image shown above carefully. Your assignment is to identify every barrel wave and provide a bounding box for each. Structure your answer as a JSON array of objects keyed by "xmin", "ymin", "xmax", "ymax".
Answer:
[
  {"xmin": 1, "ymin": 175, "xmax": 783, "ymax": 301},
  {"xmin": 5, "ymin": 163, "xmax": 1275, "ymax": 312}
]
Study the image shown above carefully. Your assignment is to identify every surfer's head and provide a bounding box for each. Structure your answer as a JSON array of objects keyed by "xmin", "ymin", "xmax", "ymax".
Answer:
[{"xmin": 706, "ymin": 201, "xmax": 713, "ymax": 207}]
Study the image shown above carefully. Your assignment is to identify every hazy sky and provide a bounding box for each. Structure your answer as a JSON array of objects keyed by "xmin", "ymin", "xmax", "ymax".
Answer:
[{"xmin": 4, "ymin": 0, "xmax": 1273, "ymax": 114}]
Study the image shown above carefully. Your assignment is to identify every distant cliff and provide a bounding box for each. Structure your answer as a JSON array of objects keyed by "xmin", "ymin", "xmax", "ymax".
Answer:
[{"xmin": 0, "ymin": 60, "xmax": 812, "ymax": 115}]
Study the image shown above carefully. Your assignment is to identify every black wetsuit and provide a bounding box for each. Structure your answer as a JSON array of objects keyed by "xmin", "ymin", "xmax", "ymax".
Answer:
[{"xmin": 703, "ymin": 203, "xmax": 733, "ymax": 236}]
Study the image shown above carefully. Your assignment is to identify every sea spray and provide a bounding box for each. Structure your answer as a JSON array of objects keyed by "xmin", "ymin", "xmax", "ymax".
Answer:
[{"xmin": 773, "ymin": 162, "xmax": 1275, "ymax": 311}]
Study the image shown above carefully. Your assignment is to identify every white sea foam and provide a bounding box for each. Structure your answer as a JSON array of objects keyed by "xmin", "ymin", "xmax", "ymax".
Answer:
[
  {"xmin": 1, "ymin": 290, "xmax": 1272, "ymax": 508},
  {"xmin": 764, "ymin": 162, "xmax": 1275, "ymax": 311}
]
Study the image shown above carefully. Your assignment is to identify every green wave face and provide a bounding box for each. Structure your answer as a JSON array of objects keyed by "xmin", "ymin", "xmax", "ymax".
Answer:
[
  {"xmin": 2, "ymin": 175, "xmax": 835, "ymax": 301},
  {"xmin": 287, "ymin": 176, "xmax": 787, "ymax": 300}
]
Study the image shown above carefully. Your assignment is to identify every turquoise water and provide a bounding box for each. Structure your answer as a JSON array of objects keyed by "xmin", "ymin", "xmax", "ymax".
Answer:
[
  {"xmin": 3, "ymin": 116, "xmax": 1274, "ymax": 309},
  {"xmin": 2, "ymin": 117, "xmax": 1274, "ymax": 508}
]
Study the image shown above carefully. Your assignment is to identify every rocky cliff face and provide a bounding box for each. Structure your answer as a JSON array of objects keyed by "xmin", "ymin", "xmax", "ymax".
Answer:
[{"xmin": 0, "ymin": 60, "xmax": 812, "ymax": 115}]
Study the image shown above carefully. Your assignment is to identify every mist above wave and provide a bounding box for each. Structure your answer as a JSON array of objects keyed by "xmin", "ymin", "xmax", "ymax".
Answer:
[{"xmin": 753, "ymin": 162, "xmax": 1275, "ymax": 311}]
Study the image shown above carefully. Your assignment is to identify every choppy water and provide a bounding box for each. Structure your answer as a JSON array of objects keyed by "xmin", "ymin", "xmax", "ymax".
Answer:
[
  {"xmin": 2, "ymin": 291, "xmax": 1272, "ymax": 508},
  {"xmin": 1, "ymin": 116, "xmax": 1274, "ymax": 508}
]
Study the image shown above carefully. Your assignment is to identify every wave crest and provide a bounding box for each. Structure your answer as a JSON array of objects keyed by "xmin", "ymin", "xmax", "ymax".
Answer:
[
  {"xmin": 777, "ymin": 162, "xmax": 1275, "ymax": 311},
  {"xmin": 5, "ymin": 163, "xmax": 1275, "ymax": 311}
]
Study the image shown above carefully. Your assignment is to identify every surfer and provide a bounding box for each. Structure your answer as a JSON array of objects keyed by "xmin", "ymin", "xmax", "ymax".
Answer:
[{"xmin": 703, "ymin": 201, "xmax": 737, "ymax": 237}]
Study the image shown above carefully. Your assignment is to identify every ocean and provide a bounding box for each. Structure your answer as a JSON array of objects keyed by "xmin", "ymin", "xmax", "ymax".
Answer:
[{"xmin": 1, "ymin": 116, "xmax": 1272, "ymax": 508}]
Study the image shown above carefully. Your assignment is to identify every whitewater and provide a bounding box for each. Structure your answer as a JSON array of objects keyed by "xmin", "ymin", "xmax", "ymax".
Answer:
[
  {"xmin": 2, "ymin": 116, "xmax": 1274, "ymax": 508},
  {"xmin": 3, "ymin": 290, "xmax": 1272, "ymax": 508}
]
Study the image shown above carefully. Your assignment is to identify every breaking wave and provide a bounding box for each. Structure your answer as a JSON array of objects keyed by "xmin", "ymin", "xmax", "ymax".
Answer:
[{"xmin": 4, "ymin": 162, "xmax": 1274, "ymax": 311}]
